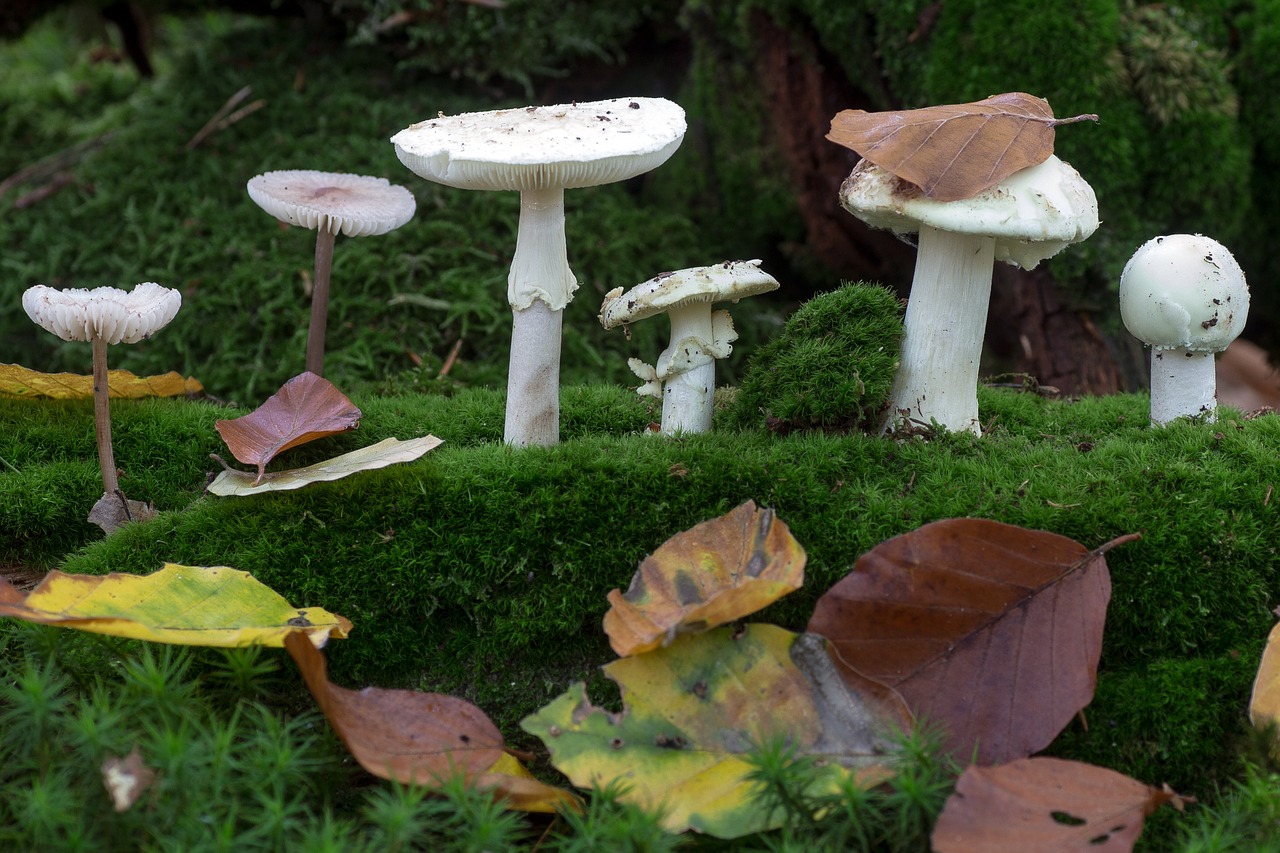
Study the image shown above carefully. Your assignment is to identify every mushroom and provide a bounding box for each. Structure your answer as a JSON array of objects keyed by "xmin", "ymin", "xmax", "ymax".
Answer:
[
  {"xmin": 1118, "ymin": 233, "xmax": 1249, "ymax": 425},
  {"xmin": 839, "ymin": 154, "xmax": 1099, "ymax": 435},
  {"xmin": 599, "ymin": 260, "xmax": 779, "ymax": 435},
  {"xmin": 22, "ymin": 282, "xmax": 182, "ymax": 527},
  {"xmin": 246, "ymin": 170, "xmax": 416, "ymax": 377},
  {"xmin": 391, "ymin": 97, "xmax": 687, "ymax": 446}
]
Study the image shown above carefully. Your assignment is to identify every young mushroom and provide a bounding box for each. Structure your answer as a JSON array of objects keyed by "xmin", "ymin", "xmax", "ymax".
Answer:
[
  {"xmin": 22, "ymin": 282, "xmax": 182, "ymax": 529},
  {"xmin": 599, "ymin": 260, "xmax": 779, "ymax": 435},
  {"xmin": 840, "ymin": 154, "xmax": 1098, "ymax": 435},
  {"xmin": 1119, "ymin": 234, "xmax": 1249, "ymax": 425},
  {"xmin": 391, "ymin": 98, "xmax": 687, "ymax": 446},
  {"xmin": 246, "ymin": 170, "xmax": 416, "ymax": 377}
]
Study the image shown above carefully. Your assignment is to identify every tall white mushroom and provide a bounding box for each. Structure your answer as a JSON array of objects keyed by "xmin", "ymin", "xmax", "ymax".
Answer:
[
  {"xmin": 391, "ymin": 98, "xmax": 687, "ymax": 446},
  {"xmin": 840, "ymin": 155, "xmax": 1099, "ymax": 435},
  {"xmin": 1119, "ymin": 234, "xmax": 1249, "ymax": 425},
  {"xmin": 23, "ymin": 282, "xmax": 182, "ymax": 530},
  {"xmin": 247, "ymin": 170, "xmax": 416, "ymax": 377},
  {"xmin": 599, "ymin": 260, "xmax": 779, "ymax": 435}
]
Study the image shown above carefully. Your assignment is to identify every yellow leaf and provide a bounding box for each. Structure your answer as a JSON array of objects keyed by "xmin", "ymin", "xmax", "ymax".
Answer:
[
  {"xmin": 0, "ymin": 564, "xmax": 350, "ymax": 647},
  {"xmin": 208, "ymin": 435, "xmax": 443, "ymax": 496},
  {"xmin": 477, "ymin": 753, "xmax": 582, "ymax": 814},
  {"xmin": 0, "ymin": 363, "xmax": 202, "ymax": 399},
  {"xmin": 1250, "ymin": 619, "xmax": 1280, "ymax": 729}
]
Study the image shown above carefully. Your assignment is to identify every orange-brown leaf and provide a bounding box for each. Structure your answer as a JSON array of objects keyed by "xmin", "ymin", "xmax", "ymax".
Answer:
[
  {"xmin": 285, "ymin": 632, "xmax": 503, "ymax": 784},
  {"xmin": 931, "ymin": 758, "xmax": 1174, "ymax": 852},
  {"xmin": 809, "ymin": 519, "xmax": 1130, "ymax": 765},
  {"xmin": 827, "ymin": 92, "xmax": 1097, "ymax": 202},
  {"xmin": 215, "ymin": 372, "xmax": 361, "ymax": 483},
  {"xmin": 603, "ymin": 500, "xmax": 805, "ymax": 656}
]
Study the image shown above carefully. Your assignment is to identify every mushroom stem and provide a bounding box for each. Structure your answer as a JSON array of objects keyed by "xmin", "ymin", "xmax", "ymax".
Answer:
[
  {"xmin": 1150, "ymin": 347, "xmax": 1217, "ymax": 425},
  {"xmin": 504, "ymin": 186, "xmax": 576, "ymax": 445},
  {"xmin": 881, "ymin": 224, "xmax": 996, "ymax": 435},
  {"xmin": 91, "ymin": 336, "xmax": 119, "ymax": 496},
  {"xmin": 306, "ymin": 227, "xmax": 338, "ymax": 376},
  {"xmin": 660, "ymin": 304, "xmax": 716, "ymax": 434}
]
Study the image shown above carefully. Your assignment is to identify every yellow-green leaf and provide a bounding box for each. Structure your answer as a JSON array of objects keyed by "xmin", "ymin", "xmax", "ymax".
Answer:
[
  {"xmin": 0, "ymin": 564, "xmax": 350, "ymax": 647},
  {"xmin": 0, "ymin": 363, "xmax": 202, "ymax": 399},
  {"xmin": 208, "ymin": 435, "xmax": 443, "ymax": 496}
]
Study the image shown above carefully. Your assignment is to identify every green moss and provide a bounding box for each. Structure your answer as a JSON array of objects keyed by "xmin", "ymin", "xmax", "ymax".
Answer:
[{"xmin": 727, "ymin": 281, "xmax": 902, "ymax": 431}]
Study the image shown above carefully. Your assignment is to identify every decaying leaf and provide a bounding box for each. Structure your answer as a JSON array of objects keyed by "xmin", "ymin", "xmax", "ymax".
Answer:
[
  {"xmin": 1249, "ymin": 615, "xmax": 1280, "ymax": 729},
  {"xmin": 87, "ymin": 491, "xmax": 159, "ymax": 535},
  {"xmin": 809, "ymin": 519, "xmax": 1134, "ymax": 765},
  {"xmin": 102, "ymin": 747, "xmax": 157, "ymax": 812},
  {"xmin": 931, "ymin": 757, "xmax": 1175, "ymax": 852},
  {"xmin": 475, "ymin": 752, "xmax": 583, "ymax": 814},
  {"xmin": 827, "ymin": 92, "xmax": 1098, "ymax": 202},
  {"xmin": 603, "ymin": 500, "xmax": 805, "ymax": 656},
  {"xmin": 215, "ymin": 371, "xmax": 362, "ymax": 483},
  {"xmin": 522, "ymin": 624, "xmax": 902, "ymax": 838},
  {"xmin": 0, "ymin": 363, "xmax": 203, "ymax": 400},
  {"xmin": 208, "ymin": 435, "xmax": 443, "ymax": 496},
  {"xmin": 0, "ymin": 563, "xmax": 350, "ymax": 647}
]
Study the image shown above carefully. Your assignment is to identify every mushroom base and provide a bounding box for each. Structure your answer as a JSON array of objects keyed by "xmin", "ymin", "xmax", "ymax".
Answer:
[
  {"xmin": 1150, "ymin": 347, "xmax": 1217, "ymax": 425},
  {"xmin": 661, "ymin": 361, "xmax": 715, "ymax": 435}
]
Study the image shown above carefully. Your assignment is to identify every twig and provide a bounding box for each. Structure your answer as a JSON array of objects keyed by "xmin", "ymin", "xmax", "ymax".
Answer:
[
  {"xmin": 185, "ymin": 86, "xmax": 265, "ymax": 150},
  {"xmin": 12, "ymin": 172, "xmax": 75, "ymax": 209},
  {"xmin": 0, "ymin": 455, "xmax": 18, "ymax": 474},
  {"xmin": 0, "ymin": 132, "xmax": 118, "ymax": 200},
  {"xmin": 438, "ymin": 338, "xmax": 464, "ymax": 378}
]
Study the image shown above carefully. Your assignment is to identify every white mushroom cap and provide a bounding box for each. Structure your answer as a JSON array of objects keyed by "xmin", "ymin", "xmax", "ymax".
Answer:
[
  {"xmin": 246, "ymin": 170, "xmax": 416, "ymax": 237},
  {"xmin": 598, "ymin": 259, "xmax": 780, "ymax": 329},
  {"xmin": 23, "ymin": 282, "xmax": 182, "ymax": 345},
  {"xmin": 391, "ymin": 98, "xmax": 687, "ymax": 192},
  {"xmin": 839, "ymin": 154, "xmax": 1099, "ymax": 270},
  {"xmin": 1119, "ymin": 233, "xmax": 1249, "ymax": 352}
]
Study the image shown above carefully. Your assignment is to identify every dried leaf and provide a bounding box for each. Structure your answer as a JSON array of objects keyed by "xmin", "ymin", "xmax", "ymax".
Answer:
[
  {"xmin": 102, "ymin": 747, "xmax": 156, "ymax": 812},
  {"xmin": 1249, "ymin": 618, "xmax": 1280, "ymax": 729},
  {"xmin": 809, "ymin": 519, "xmax": 1131, "ymax": 765},
  {"xmin": 87, "ymin": 491, "xmax": 158, "ymax": 535},
  {"xmin": 208, "ymin": 435, "xmax": 443, "ymax": 496},
  {"xmin": 521, "ymin": 625, "xmax": 901, "ymax": 838},
  {"xmin": 931, "ymin": 758, "xmax": 1174, "ymax": 852},
  {"xmin": 475, "ymin": 753, "xmax": 583, "ymax": 814},
  {"xmin": 0, "ymin": 363, "xmax": 202, "ymax": 399},
  {"xmin": 603, "ymin": 500, "xmax": 805, "ymax": 656},
  {"xmin": 285, "ymin": 632, "xmax": 504, "ymax": 785},
  {"xmin": 827, "ymin": 92, "xmax": 1098, "ymax": 202},
  {"xmin": 0, "ymin": 563, "xmax": 350, "ymax": 647},
  {"xmin": 215, "ymin": 371, "xmax": 361, "ymax": 483}
]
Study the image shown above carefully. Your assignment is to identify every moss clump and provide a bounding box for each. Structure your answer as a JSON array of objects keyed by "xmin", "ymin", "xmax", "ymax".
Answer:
[{"xmin": 726, "ymin": 282, "xmax": 902, "ymax": 432}]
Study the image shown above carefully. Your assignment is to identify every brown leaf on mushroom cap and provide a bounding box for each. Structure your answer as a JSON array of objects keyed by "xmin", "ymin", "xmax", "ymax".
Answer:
[
  {"xmin": 827, "ymin": 92, "xmax": 1098, "ymax": 202},
  {"xmin": 215, "ymin": 372, "xmax": 361, "ymax": 483}
]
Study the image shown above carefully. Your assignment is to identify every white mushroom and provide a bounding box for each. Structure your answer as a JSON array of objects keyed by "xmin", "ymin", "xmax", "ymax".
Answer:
[
  {"xmin": 22, "ymin": 282, "xmax": 181, "ymax": 518},
  {"xmin": 391, "ymin": 98, "xmax": 687, "ymax": 446},
  {"xmin": 599, "ymin": 260, "xmax": 779, "ymax": 435},
  {"xmin": 247, "ymin": 170, "xmax": 416, "ymax": 377},
  {"xmin": 839, "ymin": 154, "xmax": 1099, "ymax": 435},
  {"xmin": 1119, "ymin": 234, "xmax": 1249, "ymax": 425}
]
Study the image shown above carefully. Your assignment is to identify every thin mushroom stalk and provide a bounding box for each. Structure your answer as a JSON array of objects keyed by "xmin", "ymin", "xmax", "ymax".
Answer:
[
  {"xmin": 91, "ymin": 336, "xmax": 119, "ymax": 496},
  {"xmin": 306, "ymin": 227, "xmax": 338, "ymax": 376}
]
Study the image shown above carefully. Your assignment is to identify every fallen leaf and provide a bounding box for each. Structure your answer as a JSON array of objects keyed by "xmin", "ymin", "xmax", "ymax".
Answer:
[
  {"xmin": 102, "ymin": 747, "xmax": 156, "ymax": 812},
  {"xmin": 215, "ymin": 372, "xmax": 362, "ymax": 483},
  {"xmin": 87, "ymin": 491, "xmax": 158, "ymax": 535},
  {"xmin": 0, "ymin": 563, "xmax": 350, "ymax": 647},
  {"xmin": 827, "ymin": 92, "xmax": 1098, "ymax": 202},
  {"xmin": 475, "ymin": 752, "xmax": 582, "ymax": 814},
  {"xmin": 931, "ymin": 757, "xmax": 1175, "ymax": 852},
  {"xmin": 208, "ymin": 435, "xmax": 443, "ymax": 496},
  {"xmin": 521, "ymin": 624, "xmax": 901, "ymax": 838},
  {"xmin": 603, "ymin": 500, "xmax": 806, "ymax": 656},
  {"xmin": 285, "ymin": 632, "xmax": 504, "ymax": 785},
  {"xmin": 808, "ymin": 519, "xmax": 1134, "ymax": 765},
  {"xmin": 0, "ymin": 363, "xmax": 202, "ymax": 399},
  {"xmin": 1249, "ymin": 618, "xmax": 1280, "ymax": 729}
]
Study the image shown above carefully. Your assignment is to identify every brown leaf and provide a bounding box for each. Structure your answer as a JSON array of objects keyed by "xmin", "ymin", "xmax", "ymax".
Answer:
[
  {"xmin": 827, "ymin": 92, "xmax": 1098, "ymax": 202},
  {"xmin": 931, "ymin": 757, "xmax": 1175, "ymax": 852},
  {"xmin": 101, "ymin": 747, "xmax": 157, "ymax": 812},
  {"xmin": 284, "ymin": 632, "xmax": 504, "ymax": 785},
  {"xmin": 215, "ymin": 372, "xmax": 361, "ymax": 483},
  {"xmin": 603, "ymin": 500, "xmax": 805, "ymax": 656},
  {"xmin": 87, "ymin": 491, "xmax": 158, "ymax": 534},
  {"xmin": 808, "ymin": 519, "xmax": 1133, "ymax": 764}
]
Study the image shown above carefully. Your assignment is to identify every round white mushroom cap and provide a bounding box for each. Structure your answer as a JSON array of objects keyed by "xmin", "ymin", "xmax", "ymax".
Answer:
[
  {"xmin": 391, "ymin": 98, "xmax": 687, "ymax": 192},
  {"xmin": 23, "ymin": 282, "xmax": 182, "ymax": 345},
  {"xmin": 839, "ymin": 154, "xmax": 1099, "ymax": 270},
  {"xmin": 599, "ymin": 259, "xmax": 780, "ymax": 329},
  {"xmin": 246, "ymin": 170, "xmax": 416, "ymax": 237},
  {"xmin": 1119, "ymin": 233, "xmax": 1248, "ymax": 352}
]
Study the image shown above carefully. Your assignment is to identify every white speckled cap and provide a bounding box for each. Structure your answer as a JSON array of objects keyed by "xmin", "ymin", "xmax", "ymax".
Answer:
[
  {"xmin": 23, "ymin": 282, "xmax": 181, "ymax": 345},
  {"xmin": 391, "ymin": 98, "xmax": 687, "ymax": 192},
  {"xmin": 599, "ymin": 259, "xmax": 779, "ymax": 328},
  {"xmin": 839, "ymin": 154, "xmax": 1099, "ymax": 270},
  {"xmin": 246, "ymin": 170, "xmax": 416, "ymax": 237},
  {"xmin": 1119, "ymin": 233, "xmax": 1249, "ymax": 352}
]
